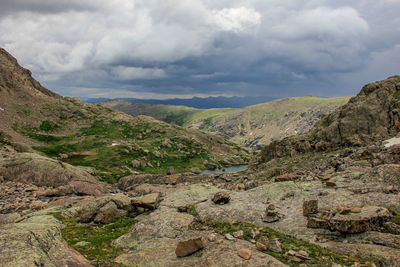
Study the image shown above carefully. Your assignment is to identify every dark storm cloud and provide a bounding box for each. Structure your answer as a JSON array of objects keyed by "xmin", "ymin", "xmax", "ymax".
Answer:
[{"xmin": 0, "ymin": 0, "xmax": 399, "ymax": 98}]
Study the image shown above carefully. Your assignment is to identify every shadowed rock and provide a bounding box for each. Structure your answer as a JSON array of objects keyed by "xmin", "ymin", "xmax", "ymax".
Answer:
[{"xmin": 175, "ymin": 238, "xmax": 204, "ymax": 257}]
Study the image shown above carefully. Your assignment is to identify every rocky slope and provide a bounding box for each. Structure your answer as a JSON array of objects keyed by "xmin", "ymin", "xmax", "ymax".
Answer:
[
  {"xmin": 101, "ymin": 96, "xmax": 349, "ymax": 150},
  {"xmin": 257, "ymin": 76, "xmax": 400, "ymax": 164}
]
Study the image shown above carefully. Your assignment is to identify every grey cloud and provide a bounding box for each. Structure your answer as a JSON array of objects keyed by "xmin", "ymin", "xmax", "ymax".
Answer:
[{"xmin": 0, "ymin": 0, "xmax": 399, "ymax": 99}]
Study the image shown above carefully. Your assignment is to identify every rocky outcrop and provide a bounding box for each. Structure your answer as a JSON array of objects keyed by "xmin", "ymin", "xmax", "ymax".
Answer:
[
  {"xmin": 0, "ymin": 215, "xmax": 91, "ymax": 266},
  {"xmin": 0, "ymin": 152, "xmax": 108, "ymax": 196},
  {"xmin": 329, "ymin": 206, "xmax": 392, "ymax": 234},
  {"xmin": 79, "ymin": 193, "xmax": 160, "ymax": 224},
  {"xmin": 257, "ymin": 76, "xmax": 400, "ymax": 164}
]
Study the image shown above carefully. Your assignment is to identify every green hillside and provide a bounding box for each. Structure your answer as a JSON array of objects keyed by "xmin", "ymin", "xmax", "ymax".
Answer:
[{"xmin": 101, "ymin": 96, "xmax": 350, "ymax": 150}]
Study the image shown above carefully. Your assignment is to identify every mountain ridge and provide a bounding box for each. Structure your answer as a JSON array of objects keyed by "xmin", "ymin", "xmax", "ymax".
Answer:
[{"xmin": 101, "ymin": 96, "xmax": 350, "ymax": 150}]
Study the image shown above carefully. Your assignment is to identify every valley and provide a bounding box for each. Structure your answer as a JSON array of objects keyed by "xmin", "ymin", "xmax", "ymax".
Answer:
[
  {"xmin": 101, "ymin": 96, "xmax": 349, "ymax": 150},
  {"xmin": 0, "ymin": 48, "xmax": 400, "ymax": 267}
]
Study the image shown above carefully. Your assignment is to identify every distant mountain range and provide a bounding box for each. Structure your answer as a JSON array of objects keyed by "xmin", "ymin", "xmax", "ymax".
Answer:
[{"xmin": 83, "ymin": 96, "xmax": 277, "ymax": 109}]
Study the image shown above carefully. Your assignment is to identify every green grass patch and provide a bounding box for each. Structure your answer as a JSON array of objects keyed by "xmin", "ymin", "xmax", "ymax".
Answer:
[
  {"xmin": 388, "ymin": 207, "xmax": 400, "ymax": 225},
  {"xmin": 206, "ymin": 221, "xmax": 368, "ymax": 267},
  {"xmin": 394, "ymin": 91, "xmax": 400, "ymax": 100},
  {"xmin": 24, "ymin": 118, "xmax": 222, "ymax": 181},
  {"xmin": 39, "ymin": 120, "xmax": 59, "ymax": 132},
  {"xmin": 51, "ymin": 213, "xmax": 136, "ymax": 265}
]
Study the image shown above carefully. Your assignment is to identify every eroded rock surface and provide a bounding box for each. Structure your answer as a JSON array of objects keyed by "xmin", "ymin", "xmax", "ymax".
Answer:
[{"xmin": 0, "ymin": 215, "xmax": 92, "ymax": 267}]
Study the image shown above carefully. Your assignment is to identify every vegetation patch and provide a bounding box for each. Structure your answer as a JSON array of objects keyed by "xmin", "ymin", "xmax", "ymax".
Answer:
[
  {"xmin": 388, "ymin": 207, "xmax": 400, "ymax": 225},
  {"xmin": 206, "ymin": 221, "xmax": 369, "ymax": 267},
  {"xmin": 16, "ymin": 118, "xmax": 225, "ymax": 183},
  {"xmin": 51, "ymin": 212, "xmax": 136, "ymax": 266}
]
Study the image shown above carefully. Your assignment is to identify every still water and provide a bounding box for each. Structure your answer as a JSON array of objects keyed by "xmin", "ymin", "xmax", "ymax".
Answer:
[{"xmin": 201, "ymin": 164, "xmax": 248, "ymax": 175}]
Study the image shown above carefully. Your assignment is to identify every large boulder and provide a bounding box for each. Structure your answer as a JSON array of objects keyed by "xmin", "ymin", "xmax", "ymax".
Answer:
[
  {"xmin": 0, "ymin": 152, "xmax": 108, "ymax": 196},
  {"xmin": 79, "ymin": 194, "xmax": 136, "ymax": 223},
  {"xmin": 328, "ymin": 206, "xmax": 392, "ymax": 234},
  {"xmin": 0, "ymin": 215, "xmax": 91, "ymax": 266}
]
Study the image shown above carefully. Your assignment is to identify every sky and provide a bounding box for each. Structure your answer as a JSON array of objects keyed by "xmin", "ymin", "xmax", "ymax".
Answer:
[{"xmin": 0, "ymin": 0, "xmax": 399, "ymax": 99}]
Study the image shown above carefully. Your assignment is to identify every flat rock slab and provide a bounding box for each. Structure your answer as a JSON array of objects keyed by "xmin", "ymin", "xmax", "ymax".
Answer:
[
  {"xmin": 161, "ymin": 184, "xmax": 221, "ymax": 208},
  {"xmin": 115, "ymin": 230, "xmax": 288, "ymax": 267},
  {"xmin": 0, "ymin": 215, "xmax": 91, "ymax": 267},
  {"xmin": 329, "ymin": 206, "xmax": 392, "ymax": 234},
  {"xmin": 113, "ymin": 206, "xmax": 195, "ymax": 248}
]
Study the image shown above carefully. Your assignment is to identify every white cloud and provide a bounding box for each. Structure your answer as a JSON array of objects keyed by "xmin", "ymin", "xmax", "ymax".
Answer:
[{"xmin": 212, "ymin": 7, "xmax": 261, "ymax": 33}]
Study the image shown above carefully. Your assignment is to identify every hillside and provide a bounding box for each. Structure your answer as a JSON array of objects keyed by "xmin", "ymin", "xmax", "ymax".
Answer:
[
  {"xmin": 101, "ymin": 96, "xmax": 349, "ymax": 150},
  {"xmin": 0, "ymin": 48, "xmax": 250, "ymax": 184}
]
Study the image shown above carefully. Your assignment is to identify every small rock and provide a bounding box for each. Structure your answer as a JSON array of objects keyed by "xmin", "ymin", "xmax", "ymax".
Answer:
[
  {"xmin": 30, "ymin": 200, "xmax": 47, "ymax": 210},
  {"xmin": 384, "ymin": 186, "xmax": 394, "ymax": 194},
  {"xmin": 250, "ymin": 228, "xmax": 260, "ymax": 239},
  {"xmin": 131, "ymin": 192, "xmax": 160, "ymax": 209},
  {"xmin": 326, "ymin": 180, "xmax": 336, "ymax": 187},
  {"xmin": 244, "ymin": 180, "xmax": 257, "ymax": 190},
  {"xmin": 262, "ymin": 204, "xmax": 282, "ymax": 222},
  {"xmin": 351, "ymin": 207, "xmax": 362, "ymax": 213},
  {"xmin": 284, "ymin": 250, "xmax": 303, "ymax": 262},
  {"xmin": 14, "ymin": 216, "xmax": 25, "ymax": 223},
  {"xmin": 295, "ymin": 250, "xmax": 311, "ymax": 260},
  {"xmin": 238, "ymin": 248, "xmax": 252, "ymax": 260},
  {"xmin": 166, "ymin": 166, "xmax": 176, "ymax": 175},
  {"xmin": 303, "ymin": 199, "xmax": 318, "ymax": 216},
  {"xmin": 339, "ymin": 207, "xmax": 352, "ymax": 215},
  {"xmin": 175, "ymin": 238, "xmax": 204, "ymax": 257},
  {"xmin": 190, "ymin": 167, "xmax": 202, "ymax": 174},
  {"xmin": 208, "ymin": 233, "xmax": 217, "ymax": 242},
  {"xmin": 274, "ymin": 173, "xmax": 297, "ymax": 182},
  {"xmin": 258, "ymin": 236, "xmax": 269, "ymax": 247},
  {"xmin": 236, "ymin": 183, "xmax": 245, "ymax": 191},
  {"xmin": 212, "ymin": 191, "xmax": 231, "ymax": 204},
  {"xmin": 233, "ymin": 230, "xmax": 244, "ymax": 238},
  {"xmin": 75, "ymin": 241, "xmax": 90, "ymax": 247},
  {"xmin": 269, "ymin": 238, "xmax": 282, "ymax": 253},
  {"xmin": 131, "ymin": 160, "xmax": 141, "ymax": 168},
  {"xmin": 256, "ymin": 242, "xmax": 268, "ymax": 251},
  {"xmin": 225, "ymin": 233, "xmax": 235, "ymax": 241}
]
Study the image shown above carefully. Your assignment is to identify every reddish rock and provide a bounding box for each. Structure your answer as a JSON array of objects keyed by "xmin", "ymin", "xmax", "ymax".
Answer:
[
  {"xmin": 175, "ymin": 238, "xmax": 204, "ymax": 257},
  {"xmin": 329, "ymin": 206, "xmax": 392, "ymax": 234},
  {"xmin": 326, "ymin": 180, "xmax": 336, "ymax": 187},
  {"xmin": 238, "ymin": 248, "xmax": 252, "ymax": 260},
  {"xmin": 256, "ymin": 242, "xmax": 268, "ymax": 251},
  {"xmin": 274, "ymin": 173, "xmax": 297, "ymax": 182}
]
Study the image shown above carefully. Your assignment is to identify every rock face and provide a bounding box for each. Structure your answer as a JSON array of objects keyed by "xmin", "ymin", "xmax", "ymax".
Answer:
[
  {"xmin": 0, "ymin": 152, "xmax": 108, "ymax": 196},
  {"xmin": 329, "ymin": 206, "xmax": 392, "ymax": 234},
  {"xmin": 258, "ymin": 76, "xmax": 400, "ymax": 164},
  {"xmin": 0, "ymin": 215, "xmax": 91, "ymax": 267},
  {"xmin": 175, "ymin": 238, "xmax": 204, "ymax": 257},
  {"xmin": 79, "ymin": 193, "xmax": 159, "ymax": 224}
]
